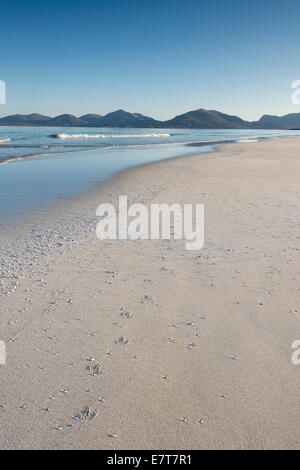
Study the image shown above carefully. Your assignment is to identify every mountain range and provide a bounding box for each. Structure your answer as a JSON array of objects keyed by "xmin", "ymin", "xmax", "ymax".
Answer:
[{"xmin": 0, "ymin": 108, "xmax": 300, "ymax": 129}]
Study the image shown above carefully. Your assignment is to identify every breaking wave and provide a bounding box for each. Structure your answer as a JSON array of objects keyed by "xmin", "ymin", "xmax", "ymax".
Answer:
[
  {"xmin": 0, "ymin": 138, "xmax": 11, "ymax": 143},
  {"xmin": 50, "ymin": 133, "xmax": 171, "ymax": 139}
]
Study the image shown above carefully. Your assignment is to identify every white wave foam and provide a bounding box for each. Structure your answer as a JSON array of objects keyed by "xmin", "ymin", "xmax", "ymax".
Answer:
[
  {"xmin": 0, "ymin": 138, "xmax": 11, "ymax": 143},
  {"xmin": 51, "ymin": 133, "xmax": 171, "ymax": 139}
]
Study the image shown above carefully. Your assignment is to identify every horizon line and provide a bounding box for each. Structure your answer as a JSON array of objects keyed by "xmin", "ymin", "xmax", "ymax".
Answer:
[{"xmin": 0, "ymin": 107, "xmax": 299, "ymax": 122}]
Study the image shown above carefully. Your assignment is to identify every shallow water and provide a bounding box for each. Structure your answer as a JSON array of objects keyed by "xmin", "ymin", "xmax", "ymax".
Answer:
[{"xmin": 0, "ymin": 126, "xmax": 299, "ymax": 217}]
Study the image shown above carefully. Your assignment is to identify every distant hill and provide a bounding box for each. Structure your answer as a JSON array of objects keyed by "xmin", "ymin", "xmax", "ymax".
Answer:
[
  {"xmin": 45, "ymin": 114, "xmax": 85, "ymax": 126},
  {"xmin": 0, "ymin": 113, "xmax": 84, "ymax": 126},
  {"xmin": 0, "ymin": 110, "xmax": 161, "ymax": 127},
  {"xmin": 1, "ymin": 108, "xmax": 300, "ymax": 129},
  {"xmin": 163, "ymin": 109, "xmax": 252, "ymax": 129},
  {"xmin": 254, "ymin": 113, "xmax": 300, "ymax": 129},
  {"xmin": 98, "ymin": 109, "xmax": 162, "ymax": 127},
  {"xmin": 0, "ymin": 113, "xmax": 50, "ymax": 125},
  {"xmin": 80, "ymin": 114, "xmax": 103, "ymax": 125}
]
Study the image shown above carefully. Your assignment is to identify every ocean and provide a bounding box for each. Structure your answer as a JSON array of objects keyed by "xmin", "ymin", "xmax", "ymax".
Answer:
[{"xmin": 0, "ymin": 126, "xmax": 299, "ymax": 217}]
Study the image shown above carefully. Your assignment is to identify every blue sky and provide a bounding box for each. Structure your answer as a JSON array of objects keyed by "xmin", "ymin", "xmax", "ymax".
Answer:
[{"xmin": 1, "ymin": 0, "xmax": 300, "ymax": 120}]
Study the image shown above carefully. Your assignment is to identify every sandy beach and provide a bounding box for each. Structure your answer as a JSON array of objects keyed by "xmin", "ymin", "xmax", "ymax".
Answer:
[{"xmin": 1, "ymin": 137, "xmax": 300, "ymax": 450}]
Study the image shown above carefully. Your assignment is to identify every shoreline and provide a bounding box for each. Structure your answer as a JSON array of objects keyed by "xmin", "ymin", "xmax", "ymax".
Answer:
[
  {"xmin": 0, "ymin": 131, "xmax": 296, "ymax": 167},
  {"xmin": 0, "ymin": 138, "xmax": 237, "ymax": 165},
  {"xmin": 0, "ymin": 136, "xmax": 298, "ymax": 296},
  {"xmin": 1, "ymin": 137, "xmax": 300, "ymax": 449}
]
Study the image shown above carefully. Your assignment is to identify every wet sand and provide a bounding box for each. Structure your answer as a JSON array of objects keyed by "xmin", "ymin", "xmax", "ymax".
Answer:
[{"xmin": 0, "ymin": 138, "xmax": 300, "ymax": 449}]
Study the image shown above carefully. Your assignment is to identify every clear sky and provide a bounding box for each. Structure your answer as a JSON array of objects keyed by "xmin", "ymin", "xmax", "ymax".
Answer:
[{"xmin": 1, "ymin": 0, "xmax": 300, "ymax": 121}]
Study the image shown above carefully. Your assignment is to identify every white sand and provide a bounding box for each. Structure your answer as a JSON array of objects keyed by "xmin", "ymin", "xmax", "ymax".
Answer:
[{"xmin": 0, "ymin": 138, "xmax": 300, "ymax": 449}]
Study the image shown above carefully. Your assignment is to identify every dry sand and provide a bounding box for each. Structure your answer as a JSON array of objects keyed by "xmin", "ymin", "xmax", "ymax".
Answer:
[{"xmin": 0, "ymin": 137, "xmax": 300, "ymax": 449}]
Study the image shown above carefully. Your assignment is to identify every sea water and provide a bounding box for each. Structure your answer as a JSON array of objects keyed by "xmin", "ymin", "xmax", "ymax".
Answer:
[{"xmin": 0, "ymin": 126, "xmax": 299, "ymax": 217}]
